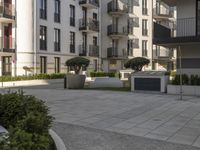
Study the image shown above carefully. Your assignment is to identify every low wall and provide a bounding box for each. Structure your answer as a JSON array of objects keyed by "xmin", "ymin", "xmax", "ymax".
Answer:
[
  {"xmin": 0, "ymin": 79, "xmax": 64, "ymax": 88},
  {"xmin": 167, "ymin": 85, "xmax": 200, "ymax": 96}
]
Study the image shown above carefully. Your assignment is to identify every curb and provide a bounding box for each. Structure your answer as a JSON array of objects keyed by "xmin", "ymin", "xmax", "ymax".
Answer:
[{"xmin": 49, "ymin": 129, "xmax": 67, "ymax": 150}]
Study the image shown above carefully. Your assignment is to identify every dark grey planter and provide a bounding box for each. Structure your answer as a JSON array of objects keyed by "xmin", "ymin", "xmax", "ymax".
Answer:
[{"xmin": 65, "ymin": 74, "xmax": 86, "ymax": 89}]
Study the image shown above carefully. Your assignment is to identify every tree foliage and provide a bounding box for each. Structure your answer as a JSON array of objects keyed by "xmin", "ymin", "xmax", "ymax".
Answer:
[
  {"xmin": 124, "ymin": 57, "xmax": 150, "ymax": 71},
  {"xmin": 66, "ymin": 57, "xmax": 90, "ymax": 74}
]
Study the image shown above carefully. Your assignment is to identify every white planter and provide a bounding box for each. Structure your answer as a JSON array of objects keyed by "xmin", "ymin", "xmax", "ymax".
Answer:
[{"xmin": 167, "ymin": 85, "xmax": 200, "ymax": 96}]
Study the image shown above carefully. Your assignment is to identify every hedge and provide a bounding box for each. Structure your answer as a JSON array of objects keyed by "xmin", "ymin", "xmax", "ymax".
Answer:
[
  {"xmin": 0, "ymin": 73, "xmax": 66, "ymax": 82},
  {"xmin": 90, "ymin": 72, "xmax": 119, "ymax": 78},
  {"xmin": 0, "ymin": 91, "xmax": 54, "ymax": 150},
  {"xmin": 171, "ymin": 74, "xmax": 200, "ymax": 85}
]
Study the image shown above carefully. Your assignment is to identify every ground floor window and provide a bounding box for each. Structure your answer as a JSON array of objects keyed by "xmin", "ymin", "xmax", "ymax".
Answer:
[
  {"xmin": 2, "ymin": 56, "xmax": 12, "ymax": 76},
  {"xmin": 54, "ymin": 57, "xmax": 60, "ymax": 73},
  {"xmin": 40, "ymin": 56, "xmax": 47, "ymax": 74}
]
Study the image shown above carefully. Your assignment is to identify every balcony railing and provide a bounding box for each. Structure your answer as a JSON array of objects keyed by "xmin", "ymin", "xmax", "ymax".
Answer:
[
  {"xmin": 40, "ymin": 40, "xmax": 47, "ymax": 50},
  {"xmin": 79, "ymin": 18, "xmax": 99, "ymax": 32},
  {"xmin": 153, "ymin": 48, "xmax": 173, "ymax": 59},
  {"xmin": 0, "ymin": 2, "xmax": 15, "ymax": 20},
  {"xmin": 89, "ymin": 45, "xmax": 99, "ymax": 57},
  {"xmin": 0, "ymin": 37, "xmax": 15, "ymax": 53},
  {"xmin": 70, "ymin": 44, "xmax": 75, "ymax": 53},
  {"xmin": 153, "ymin": 7, "xmax": 174, "ymax": 18},
  {"xmin": 142, "ymin": 8, "xmax": 148, "ymax": 15},
  {"xmin": 79, "ymin": 45, "xmax": 87, "ymax": 56},
  {"xmin": 70, "ymin": 17, "xmax": 75, "ymax": 26},
  {"xmin": 40, "ymin": 9, "xmax": 47, "ymax": 20},
  {"xmin": 54, "ymin": 13, "xmax": 60, "ymax": 23},
  {"xmin": 107, "ymin": 1, "xmax": 128, "ymax": 15},
  {"xmin": 54, "ymin": 42, "xmax": 60, "ymax": 51},
  {"xmin": 79, "ymin": 0, "xmax": 99, "ymax": 8},
  {"xmin": 107, "ymin": 47, "xmax": 127, "ymax": 58},
  {"xmin": 107, "ymin": 25, "xmax": 128, "ymax": 37}
]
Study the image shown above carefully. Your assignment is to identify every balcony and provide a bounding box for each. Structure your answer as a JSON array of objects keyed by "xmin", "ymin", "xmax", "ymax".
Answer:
[
  {"xmin": 153, "ymin": 7, "xmax": 174, "ymax": 20},
  {"xmin": 107, "ymin": 1, "xmax": 128, "ymax": 16},
  {"xmin": 89, "ymin": 45, "xmax": 99, "ymax": 57},
  {"xmin": 153, "ymin": 17, "xmax": 200, "ymax": 47},
  {"xmin": 79, "ymin": 0, "xmax": 99, "ymax": 9},
  {"xmin": 0, "ymin": 37, "xmax": 15, "ymax": 53},
  {"xmin": 79, "ymin": 45, "xmax": 87, "ymax": 56},
  {"xmin": 107, "ymin": 25, "xmax": 128, "ymax": 39},
  {"xmin": 0, "ymin": 2, "xmax": 15, "ymax": 22},
  {"xmin": 79, "ymin": 18, "xmax": 99, "ymax": 33},
  {"xmin": 153, "ymin": 48, "xmax": 173, "ymax": 60},
  {"xmin": 107, "ymin": 47, "xmax": 127, "ymax": 59}
]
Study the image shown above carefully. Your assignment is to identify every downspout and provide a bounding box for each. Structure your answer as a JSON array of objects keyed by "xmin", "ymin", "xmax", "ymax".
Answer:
[{"xmin": 33, "ymin": 0, "xmax": 37, "ymax": 74}]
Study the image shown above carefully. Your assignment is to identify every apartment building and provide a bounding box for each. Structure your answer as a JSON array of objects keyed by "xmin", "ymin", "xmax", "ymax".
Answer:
[
  {"xmin": 154, "ymin": 0, "xmax": 200, "ymax": 75},
  {"xmin": 0, "ymin": 0, "xmax": 100, "ymax": 76},
  {"xmin": 101, "ymin": 0, "xmax": 176, "ymax": 72}
]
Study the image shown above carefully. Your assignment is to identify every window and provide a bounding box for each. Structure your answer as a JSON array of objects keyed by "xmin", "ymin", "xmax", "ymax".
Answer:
[
  {"xmin": 93, "ymin": 13, "xmax": 97, "ymax": 20},
  {"xmin": 54, "ymin": 57, "xmax": 60, "ymax": 73},
  {"xmin": 128, "ymin": 0, "xmax": 133, "ymax": 13},
  {"xmin": 40, "ymin": 56, "xmax": 47, "ymax": 74},
  {"xmin": 70, "ymin": 5, "xmax": 75, "ymax": 26},
  {"xmin": 54, "ymin": 28, "xmax": 60, "ymax": 51},
  {"xmin": 40, "ymin": 26, "xmax": 47, "ymax": 50},
  {"xmin": 54, "ymin": 0, "xmax": 60, "ymax": 23},
  {"xmin": 70, "ymin": 31, "xmax": 75, "ymax": 53},
  {"xmin": 127, "ymin": 40, "xmax": 133, "ymax": 56},
  {"xmin": 93, "ymin": 36, "xmax": 97, "ymax": 46},
  {"xmin": 142, "ymin": 40, "xmax": 148, "ymax": 57},
  {"xmin": 142, "ymin": 0, "xmax": 148, "ymax": 15},
  {"xmin": 2, "ymin": 56, "xmax": 12, "ymax": 76},
  {"xmin": 40, "ymin": 0, "xmax": 47, "ymax": 19},
  {"xmin": 142, "ymin": 19, "xmax": 148, "ymax": 36}
]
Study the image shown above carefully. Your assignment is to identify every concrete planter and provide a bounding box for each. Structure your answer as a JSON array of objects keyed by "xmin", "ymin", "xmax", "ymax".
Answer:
[
  {"xmin": 66, "ymin": 74, "xmax": 86, "ymax": 89},
  {"xmin": 167, "ymin": 85, "xmax": 200, "ymax": 96}
]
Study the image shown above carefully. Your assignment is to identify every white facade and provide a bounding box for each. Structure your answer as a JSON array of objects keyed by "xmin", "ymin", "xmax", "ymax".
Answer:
[
  {"xmin": 101, "ymin": 0, "xmax": 176, "ymax": 72},
  {"xmin": 0, "ymin": 0, "xmax": 100, "ymax": 76}
]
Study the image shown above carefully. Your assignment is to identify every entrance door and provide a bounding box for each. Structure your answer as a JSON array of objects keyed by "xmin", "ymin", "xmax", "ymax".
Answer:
[{"xmin": 2, "ymin": 56, "xmax": 12, "ymax": 76}]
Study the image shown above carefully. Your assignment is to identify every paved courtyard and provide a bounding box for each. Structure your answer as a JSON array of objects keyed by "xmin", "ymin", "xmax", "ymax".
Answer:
[{"xmin": 2, "ymin": 87, "xmax": 200, "ymax": 149}]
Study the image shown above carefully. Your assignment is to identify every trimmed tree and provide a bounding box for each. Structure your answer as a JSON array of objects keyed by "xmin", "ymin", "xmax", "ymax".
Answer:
[
  {"xmin": 124, "ymin": 57, "xmax": 150, "ymax": 71},
  {"xmin": 66, "ymin": 57, "xmax": 90, "ymax": 74}
]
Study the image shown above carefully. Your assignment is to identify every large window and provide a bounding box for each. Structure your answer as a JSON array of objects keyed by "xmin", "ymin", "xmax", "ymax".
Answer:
[
  {"xmin": 54, "ymin": 57, "xmax": 60, "ymax": 73},
  {"xmin": 142, "ymin": 0, "xmax": 148, "ymax": 15},
  {"xmin": 197, "ymin": 0, "xmax": 200, "ymax": 35},
  {"xmin": 40, "ymin": 26, "xmax": 47, "ymax": 50},
  {"xmin": 142, "ymin": 19, "xmax": 148, "ymax": 36},
  {"xmin": 40, "ymin": 0, "xmax": 47, "ymax": 19},
  {"xmin": 40, "ymin": 56, "xmax": 47, "ymax": 74},
  {"xmin": 54, "ymin": 0, "xmax": 60, "ymax": 23},
  {"xmin": 70, "ymin": 31, "xmax": 75, "ymax": 53},
  {"xmin": 70, "ymin": 5, "xmax": 75, "ymax": 26},
  {"xmin": 142, "ymin": 40, "xmax": 148, "ymax": 57},
  {"xmin": 54, "ymin": 28, "xmax": 60, "ymax": 51}
]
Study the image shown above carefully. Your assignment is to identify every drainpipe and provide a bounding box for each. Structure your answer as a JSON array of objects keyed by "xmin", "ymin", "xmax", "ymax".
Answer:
[{"xmin": 178, "ymin": 45, "xmax": 183, "ymax": 100}]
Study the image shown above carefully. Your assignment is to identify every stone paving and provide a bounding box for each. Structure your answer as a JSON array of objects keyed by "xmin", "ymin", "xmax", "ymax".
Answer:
[{"xmin": 11, "ymin": 88, "xmax": 200, "ymax": 148}]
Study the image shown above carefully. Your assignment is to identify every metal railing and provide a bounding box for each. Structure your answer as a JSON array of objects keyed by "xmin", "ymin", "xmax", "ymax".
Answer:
[
  {"xmin": 107, "ymin": 1, "xmax": 128, "ymax": 14},
  {"xmin": 107, "ymin": 47, "xmax": 127, "ymax": 58},
  {"xmin": 153, "ymin": 7, "xmax": 174, "ymax": 17},
  {"xmin": 54, "ymin": 42, "xmax": 60, "ymax": 51},
  {"xmin": 0, "ymin": 37, "xmax": 15, "ymax": 53},
  {"xmin": 0, "ymin": 2, "xmax": 15, "ymax": 19},
  {"xmin": 54, "ymin": 13, "xmax": 60, "ymax": 23},
  {"xmin": 107, "ymin": 24, "xmax": 128, "ymax": 36},
  {"xmin": 70, "ymin": 17, "xmax": 75, "ymax": 26},
  {"xmin": 153, "ymin": 48, "xmax": 173, "ymax": 59},
  {"xmin": 79, "ymin": 0, "xmax": 99, "ymax": 7},
  {"xmin": 89, "ymin": 45, "xmax": 99, "ymax": 57},
  {"xmin": 79, "ymin": 18, "xmax": 99, "ymax": 32},
  {"xmin": 79, "ymin": 45, "xmax": 87, "ymax": 56}
]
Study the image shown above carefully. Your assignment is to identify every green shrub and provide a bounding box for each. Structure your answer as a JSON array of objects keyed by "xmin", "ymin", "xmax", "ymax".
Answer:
[
  {"xmin": 0, "ymin": 73, "xmax": 65, "ymax": 82},
  {"xmin": 124, "ymin": 57, "xmax": 150, "ymax": 71},
  {"xmin": 0, "ymin": 92, "xmax": 54, "ymax": 150},
  {"xmin": 66, "ymin": 57, "xmax": 90, "ymax": 74},
  {"xmin": 90, "ymin": 72, "xmax": 116, "ymax": 78},
  {"xmin": 171, "ymin": 74, "xmax": 200, "ymax": 86}
]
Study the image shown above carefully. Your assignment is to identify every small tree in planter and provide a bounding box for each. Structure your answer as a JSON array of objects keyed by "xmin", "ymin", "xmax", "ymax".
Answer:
[
  {"xmin": 65, "ymin": 57, "xmax": 90, "ymax": 89},
  {"xmin": 124, "ymin": 57, "xmax": 150, "ymax": 72}
]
